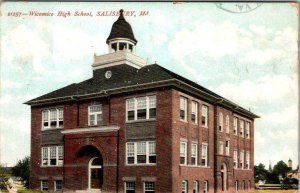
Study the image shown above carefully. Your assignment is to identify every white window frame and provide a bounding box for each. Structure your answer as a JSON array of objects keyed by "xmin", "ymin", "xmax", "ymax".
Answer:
[
  {"xmin": 233, "ymin": 150, "xmax": 238, "ymax": 169},
  {"xmin": 180, "ymin": 141, "xmax": 187, "ymax": 165},
  {"xmin": 42, "ymin": 108, "xmax": 64, "ymax": 129},
  {"xmin": 234, "ymin": 117, "xmax": 238, "ymax": 135},
  {"xmin": 201, "ymin": 105, "xmax": 208, "ymax": 127},
  {"xmin": 125, "ymin": 181, "xmax": 135, "ymax": 193},
  {"xmin": 240, "ymin": 120, "xmax": 244, "ymax": 138},
  {"xmin": 219, "ymin": 112, "xmax": 223, "ymax": 132},
  {"xmin": 193, "ymin": 181, "xmax": 199, "ymax": 193},
  {"xmin": 126, "ymin": 96, "xmax": 156, "ymax": 122},
  {"xmin": 191, "ymin": 143, "xmax": 198, "ymax": 166},
  {"xmin": 240, "ymin": 150, "xmax": 244, "ymax": 169},
  {"xmin": 41, "ymin": 180, "xmax": 48, "ymax": 191},
  {"xmin": 182, "ymin": 180, "xmax": 187, "ymax": 193},
  {"xmin": 144, "ymin": 182, "xmax": 155, "ymax": 193},
  {"xmin": 219, "ymin": 141, "xmax": 224, "ymax": 155},
  {"xmin": 225, "ymin": 140, "xmax": 230, "ymax": 156},
  {"xmin": 191, "ymin": 101, "xmax": 198, "ymax": 124},
  {"xmin": 226, "ymin": 115, "xmax": 230, "ymax": 133},
  {"xmin": 246, "ymin": 151, "xmax": 250, "ymax": 169},
  {"xmin": 126, "ymin": 141, "xmax": 156, "ymax": 165},
  {"xmin": 41, "ymin": 146, "xmax": 64, "ymax": 167},
  {"xmin": 88, "ymin": 105, "xmax": 103, "ymax": 126},
  {"xmin": 54, "ymin": 180, "xmax": 63, "ymax": 191},
  {"xmin": 246, "ymin": 122, "xmax": 250, "ymax": 139},
  {"xmin": 180, "ymin": 97, "xmax": 188, "ymax": 121},
  {"xmin": 203, "ymin": 181, "xmax": 208, "ymax": 193},
  {"xmin": 201, "ymin": 143, "xmax": 208, "ymax": 167}
]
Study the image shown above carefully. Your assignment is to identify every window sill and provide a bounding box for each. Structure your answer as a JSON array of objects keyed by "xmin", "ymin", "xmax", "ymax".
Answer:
[
  {"xmin": 40, "ymin": 165, "xmax": 63, "ymax": 168},
  {"xmin": 42, "ymin": 127, "xmax": 63, "ymax": 131},
  {"xmin": 180, "ymin": 165, "xmax": 210, "ymax": 168},
  {"xmin": 234, "ymin": 168, "xmax": 252, "ymax": 171},
  {"xmin": 125, "ymin": 163, "xmax": 157, "ymax": 166},
  {"xmin": 126, "ymin": 118, "xmax": 156, "ymax": 123}
]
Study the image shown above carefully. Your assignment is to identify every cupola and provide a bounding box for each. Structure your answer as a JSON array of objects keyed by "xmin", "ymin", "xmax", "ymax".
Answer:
[
  {"xmin": 92, "ymin": 9, "xmax": 147, "ymax": 70},
  {"xmin": 106, "ymin": 9, "xmax": 137, "ymax": 53}
]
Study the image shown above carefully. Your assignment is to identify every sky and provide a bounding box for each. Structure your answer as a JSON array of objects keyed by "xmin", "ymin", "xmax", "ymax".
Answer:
[{"xmin": 0, "ymin": 2, "xmax": 298, "ymax": 168}]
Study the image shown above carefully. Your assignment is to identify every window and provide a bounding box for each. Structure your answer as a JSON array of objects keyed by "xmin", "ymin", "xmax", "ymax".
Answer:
[
  {"xmin": 137, "ymin": 142, "xmax": 147, "ymax": 163},
  {"xmin": 233, "ymin": 117, "xmax": 238, "ymax": 135},
  {"xmin": 55, "ymin": 180, "xmax": 62, "ymax": 191},
  {"xmin": 180, "ymin": 97, "xmax": 188, "ymax": 121},
  {"xmin": 246, "ymin": 151, "xmax": 250, "ymax": 169},
  {"xmin": 246, "ymin": 122, "xmax": 250, "ymax": 139},
  {"xmin": 225, "ymin": 140, "xmax": 230, "ymax": 156},
  {"xmin": 226, "ymin": 115, "xmax": 230, "ymax": 133},
  {"xmin": 219, "ymin": 113, "xmax": 223, "ymax": 131},
  {"xmin": 191, "ymin": 101, "xmax": 198, "ymax": 123},
  {"xmin": 88, "ymin": 105, "xmax": 103, "ymax": 126},
  {"xmin": 149, "ymin": 141, "xmax": 156, "ymax": 163},
  {"xmin": 193, "ymin": 181, "xmax": 199, "ymax": 193},
  {"xmin": 203, "ymin": 181, "xmax": 208, "ymax": 193},
  {"xmin": 240, "ymin": 120, "xmax": 244, "ymax": 137},
  {"xmin": 144, "ymin": 182, "xmax": 155, "ymax": 193},
  {"xmin": 219, "ymin": 141, "xmax": 224, "ymax": 155},
  {"xmin": 125, "ymin": 182, "xmax": 135, "ymax": 193},
  {"xmin": 182, "ymin": 181, "xmax": 187, "ymax": 193},
  {"xmin": 137, "ymin": 97, "xmax": 147, "ymax": 120},
  {"xmin": 50, "ymin": 146, "xmax": 57, "ymax": 165},
  {"xmin": 240, "ymin": 150, "xmax": 244, "ymax": 169},
  {"xmin": 201, "ymin": 105, "xmax": 208, "ymax": 127},
  {"xmin": 201, "ymin": 143, "xmax": 208, "ymax": 166},
  {"xmin": 126, "ymin": 143, "xmax": 135, "ymax": 164},
  {"xmin": 180, "ymin": 141, "xmax": 187, "ymax": 165},
  {"xmin": 42, "ymin": 108, "xmax": 63, "ymax": 129},
  {"xmin": 41, "ymin": 180, "xmax": 48, "ymax": 191},
  {"xmin": 126, "ymin": 96, "xmax": 156, "ymax": 121},
  {"xmin": 191, "ymin": 143, "xmax": 198, "ymax": 165},
  {"xmin": 235, "ymin": 181, "xmax": 239, "ymax": 192},
  {"xmin": 41, "ymin": 146, "xmax": 64, "ymax": 166},
  {"xmin": 126, "ymin": 141, "xmax": 156, "ymax": 165},
  {"xmin": 233, "ymin": 150, "xmax": 238, "ymax": 169}
]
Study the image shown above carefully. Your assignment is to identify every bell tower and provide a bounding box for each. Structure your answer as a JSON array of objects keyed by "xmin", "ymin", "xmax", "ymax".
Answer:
[{"xmin": 92, "ymin": 9, "xmax": 147, "ymax": 70}]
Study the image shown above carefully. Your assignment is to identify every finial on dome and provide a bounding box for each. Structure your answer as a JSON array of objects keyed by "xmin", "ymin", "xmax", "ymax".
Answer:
[{"xmin": 120, "ymin": 9, "xmax": 124, "ymax": 15}]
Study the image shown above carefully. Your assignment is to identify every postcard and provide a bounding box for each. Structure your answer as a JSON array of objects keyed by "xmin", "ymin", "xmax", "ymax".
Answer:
[{"xmin": 0, "ymin": 2, "xmax": 298, "ymax": 193}]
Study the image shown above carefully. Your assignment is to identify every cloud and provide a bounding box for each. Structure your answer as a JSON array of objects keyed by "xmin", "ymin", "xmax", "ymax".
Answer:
[
  {"xmin": 168, "ymin": 21, "xmax": 298, "ymax": 70},
  {"xmin": 0, "ymin": 79, "xmax": 23, "ymax": 89},
  {"xmin": 213, "ymin": 74, "xmax": 298, "ymax": 108}
]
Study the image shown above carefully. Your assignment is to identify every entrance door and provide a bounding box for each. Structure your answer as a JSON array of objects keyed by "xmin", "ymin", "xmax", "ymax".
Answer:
[
  {"xmin": 221, "ymin": 163, "xmax": 228, "ymax": 191},
  {"xmin": 89, "ymin": 157, "xmax": 102, "ymax": 189}
]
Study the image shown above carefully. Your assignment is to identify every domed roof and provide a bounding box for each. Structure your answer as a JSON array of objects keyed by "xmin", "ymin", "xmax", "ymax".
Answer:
[{"xmin": 106, "ymin": 9, "xmax": 137, "ymax": 44}]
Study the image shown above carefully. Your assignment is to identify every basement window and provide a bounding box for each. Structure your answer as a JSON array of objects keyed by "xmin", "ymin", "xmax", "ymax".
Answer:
[
  {"xmin": 55, "ymin": 180, "xmax": 63, "ymax": 191},
  {"xmin": 125, "ymin": 182, "xmax": 135, "ymax": 193},
  {"xmin": 41, "ymin": 180, "xmax": 48, "ymax": 191},
  {"xmin": 144, "ymin": 182, "xmax": 155, "ymax": 193},
  {"xmin": 182, "ymin": 181, "xmax": 187, "ymax": 193}
]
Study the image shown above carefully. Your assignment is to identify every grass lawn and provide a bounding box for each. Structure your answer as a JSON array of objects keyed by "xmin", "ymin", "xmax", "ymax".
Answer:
[{"xmin": 17, "ymin": 189, "xmax": 45, "ymax": 193}]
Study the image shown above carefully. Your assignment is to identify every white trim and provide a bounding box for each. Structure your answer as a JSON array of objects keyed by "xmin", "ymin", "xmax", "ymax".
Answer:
[
  {"xmin": 180, "ymin": 141, "xmax": 187, "ymax": 165},
  {"xmin": 88, "ymin": 105, "xmax": 103, "ymax": 126},
  {"xmin": 61, "ymin": 126, "xmax": 120, "ymax": 134},
  {"xmin": 126, "ymin": 141, "xmax": 156, "ymax": 165},
  {"xmin": 191, "ymin": 143, "xmax": 198, "ymax": 166},
  {"xmin": 201, "ymin": 143, "xmax": 208, "ymax": 167},
  {"xmin": 88, "ymin": 157, "xmax": 102, "ymax": 190}
]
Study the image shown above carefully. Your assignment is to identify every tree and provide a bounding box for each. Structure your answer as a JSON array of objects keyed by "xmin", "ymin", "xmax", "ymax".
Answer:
[
  {"xmin": 273, "ymin": 160, "xmax": 291, "ymax": 179},
  {"xmin": 254, "ymin": 163, "xmax": 269, "ymax": 183},
  {"xmin": 0, "ymin": 164, "xmax": 9, "ymax": 190},
  {"xmin": 12, "ymin": 156, "xmax": 30, "ymax": 188}
]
